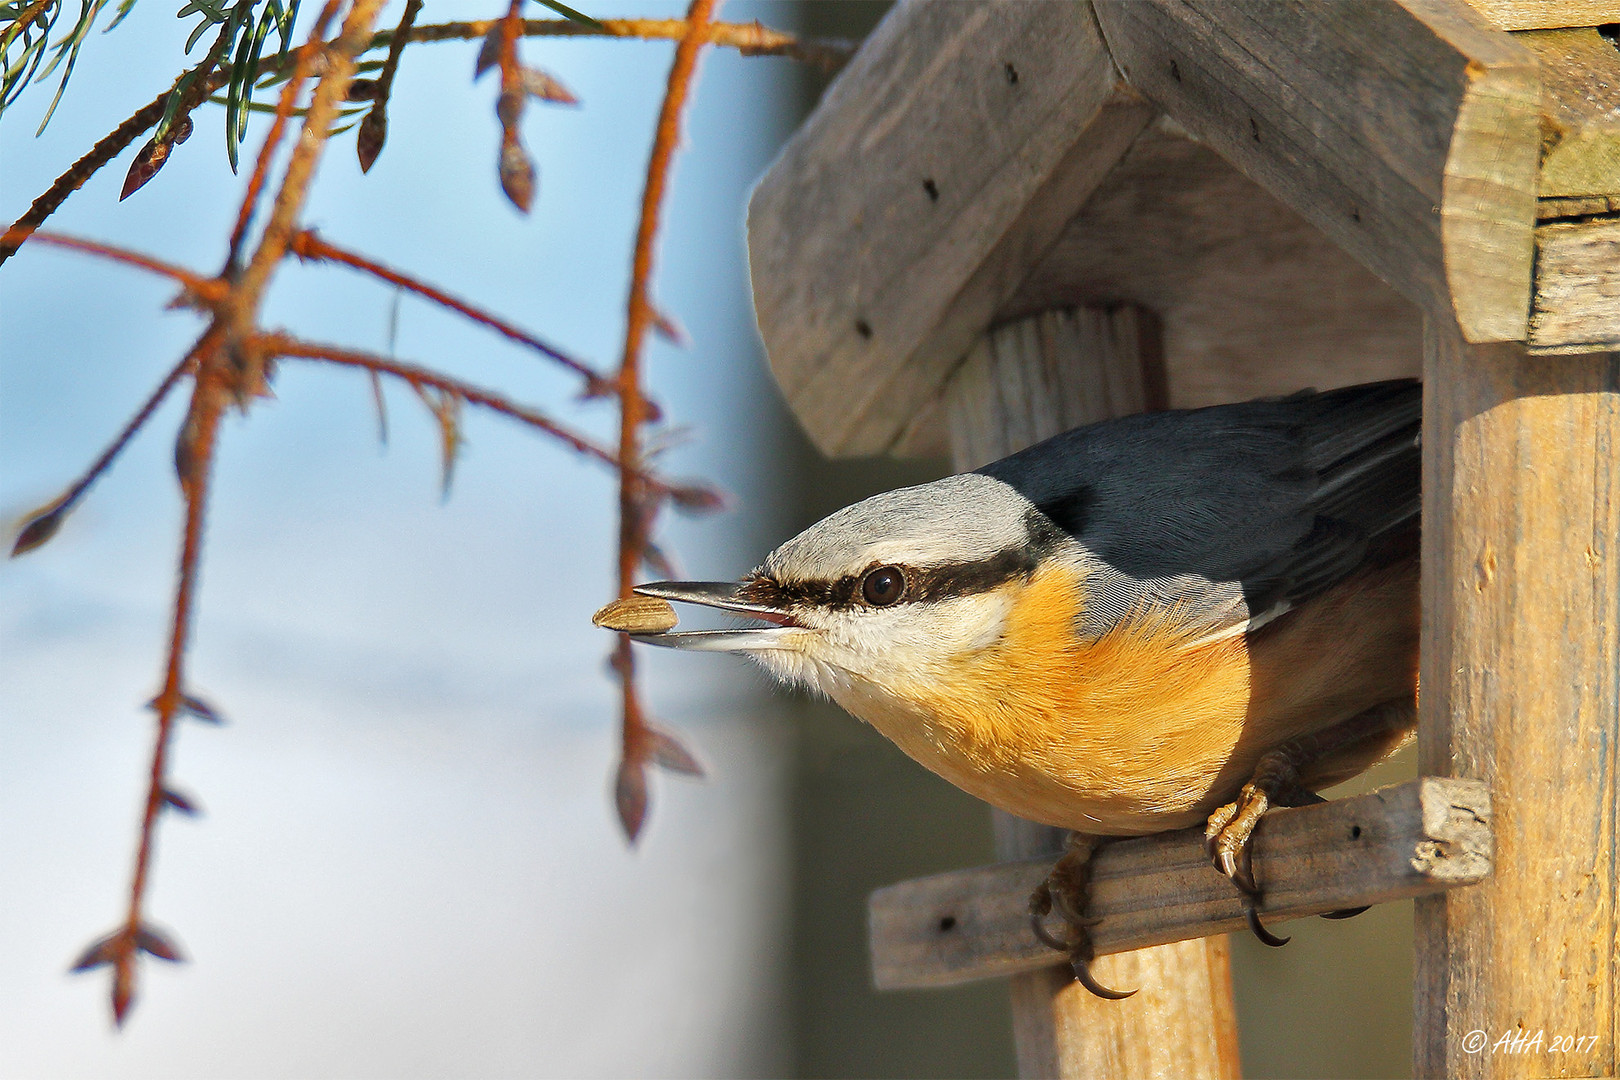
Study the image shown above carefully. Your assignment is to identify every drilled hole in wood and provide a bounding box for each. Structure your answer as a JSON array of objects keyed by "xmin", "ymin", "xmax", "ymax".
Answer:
[
  {"xmin": 1351, "ymin": 824, "xmax": 1363, "ymax": 840},
  {"xmin": 938, "ymin": 915, "xmax": 957, "ymax": 933},
  {"xmin": 922, "ymin": 178, "xmax": 939, "ymax": 202},
  {"xmin": 1004, "ymin": 62, "xmax": 1019, "ymax": 85},
  {"xmin": 1351, "ymin": 206, "xmax": 1362, "ymax": 223},
  {"xmin": 1169, "ymin": 58, "xmax": 1181, "ymax": 82},
  {"xmin": 854, "ymin": 318, "xmax": 873, "ymax": 339},
  {"xmin": 1250, "ymin": 117, "xmax": 1261, "ymax": 142}
]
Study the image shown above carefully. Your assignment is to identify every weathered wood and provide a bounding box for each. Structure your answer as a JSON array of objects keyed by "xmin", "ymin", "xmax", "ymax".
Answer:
[
  {"xmin": 945, "ymin": 306, "xmax": 1167, "ymax": 471},
  {"xmin": 747, "ymin": 0, "xmax": 1153, "ymax": 456},
  {"xmin": 1465, "ymin": 0, "xmax": 1620, "ymax": 30},
  {"xmin": 1002, "ymin": 939, "xmax": 1242, "ymax": 1080},
  {"xmin": 943, "ymin": 305, "xmax": 1237, "ymax": 1080},
  {"xmin": 871, "ymin": 777, "xmax": 1492, "ymax": 991},
  {"xmin": 998, "ymin": 122, "xmax": 1423, "ymax": 418},
  {"xmin": 1531, "ymin": 217, "xmax": 1620, "ymax": 353},
  {"xmin": 1519, "ymin": 28, "xmax": 1620, "ymax": 199},
  {"xmin": 1415, "ymin": 324, "xmax": 1620, "ymax": 1079},
  {"xmin": 1540, "ymin": 194, "xmax": 1620, "ymax": 219},
  {"xmin": 1093, "ymin": 0, "xmax": 1540, "ymax": 344}
]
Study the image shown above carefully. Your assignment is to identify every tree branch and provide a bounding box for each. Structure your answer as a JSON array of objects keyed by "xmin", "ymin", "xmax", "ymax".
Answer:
[
  {"xmin": 288, "ymin": 228, "xmax": 619, "ymax": 398},
  {"xmin": 380, "ymin": 17, "xmax": 854, "ymax": 69},
  {"xmin": 611, "ymin": 0, "xmax": 718, "ymax": 843},
  {"xmin": 0, "ymin": 57, "xmax": 229, "ymax": 266}
]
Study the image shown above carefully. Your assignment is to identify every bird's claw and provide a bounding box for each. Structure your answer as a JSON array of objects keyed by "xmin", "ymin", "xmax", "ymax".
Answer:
[
  {"xmin": 1243, "ymin": 896, "xmax": 1291, "ymax": 947},
  {"xmin": 1206, "ymin": 782, "xmax": 1289, "ymax": 944},
  {"xmin": 1027, "ymin": 835, "xmax": 1137, "ymax": 1000},
  {"xmin": 1204, "ymin": 781, "xmax": 1269, "ymax": 893},
  {"xmin": 1069, "ymin": 937, "xmax": 1138, "ymax": 1000}
]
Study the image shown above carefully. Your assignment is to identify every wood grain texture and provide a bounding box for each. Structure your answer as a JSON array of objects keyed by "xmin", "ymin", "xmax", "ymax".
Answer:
[
  {"xmin": 884, "ymin": 94, "xmax": 1156, "ymax": 459},
  {"xmin": 1415, "ymin": 323, "xmax": 1619, "ymax": 1079},
  {"xmin": 942, "ymin": 306, "xmax": 1238, "ymax": 1080},
  {"xmin": 1531, "ymin": 217, "xmax": 1620, "ymax": 353},
  {"xmin": 1465, "ymin": 0, "xmax": 1620, "ymax": 30},
  {"xmin": 871, "ymin": 777, "xmax": 1493, "ymax": 990},
  {"xmin": 747, "ymin": 0, "xmax": 1150, "ymax": 456},
  {"xmin": 1093, "ymin": 0, "xmax": 1539, "ymax": 344},
  {"xmin": 945, "ymin": 306, "xmax": 1167, "ymax": 472},
  {"xmin": 1519, "ymin": 28, "xmax": 1620, "ymax": 199},
  {"xmin": 1540, "ymin": 194, "xmax": 1620, "ymax": 219},
  {"xmin": 1004, "ymin": 939, "xmax": 1241, "ymax": 1080},
  {"xmin": 998, "ymin": 122, "xmax": 1424, "ymax": 420}
]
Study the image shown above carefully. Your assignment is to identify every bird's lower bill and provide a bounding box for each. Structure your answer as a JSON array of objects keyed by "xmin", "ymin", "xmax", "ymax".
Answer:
[{"xmin": 627, "ymin": 580, "xmax": 806, "ymax": 652}]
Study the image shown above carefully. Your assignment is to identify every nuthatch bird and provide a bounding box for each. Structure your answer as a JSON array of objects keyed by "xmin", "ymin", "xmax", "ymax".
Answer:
[{"xmin": 606, "ymin": 379, "xmax": 1422, "ymax": 996}]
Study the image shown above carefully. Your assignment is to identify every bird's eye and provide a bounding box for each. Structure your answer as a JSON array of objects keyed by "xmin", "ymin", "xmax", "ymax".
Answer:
[{"xmin": 861, "ymin": 566, "xmax": 906, "ymax": 607}]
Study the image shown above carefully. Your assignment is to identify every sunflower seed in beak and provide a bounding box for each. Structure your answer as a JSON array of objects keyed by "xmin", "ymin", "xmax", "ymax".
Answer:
[{"xmin": 592, "ymin": 595, "xmax": 679, "ymax": 634}]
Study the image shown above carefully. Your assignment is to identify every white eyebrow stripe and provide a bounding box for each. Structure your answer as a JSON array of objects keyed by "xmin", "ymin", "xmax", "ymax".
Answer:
[{"xmin": 764, "ymin": 473, "xmax": 1037, "ymax": 584}]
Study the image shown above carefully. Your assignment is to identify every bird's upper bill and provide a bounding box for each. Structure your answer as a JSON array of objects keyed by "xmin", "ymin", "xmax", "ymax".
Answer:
[{"xmin": 627, "ymin": 580, "xmax": 807, "ymax": 652}]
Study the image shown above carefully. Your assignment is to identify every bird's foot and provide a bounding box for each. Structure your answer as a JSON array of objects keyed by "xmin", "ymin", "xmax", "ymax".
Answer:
[
  {"xmin": 1206, "ymin": 775, "xmax": 1294, "ymax": 947},
  {"xmin": 1207, "ymin": 699, "xmax": 1419, "ymax": 944},
  {"xmin": 1028, "ymin": 833, "xmax": 1137, "ymax": 1000}
]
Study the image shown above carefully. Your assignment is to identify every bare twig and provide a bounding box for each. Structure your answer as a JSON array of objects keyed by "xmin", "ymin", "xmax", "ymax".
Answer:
[
  {"xmin": 70, "ymin": 2, "xmax": 396, "ymax": 1026},
  {"xmin": 227, "ymin": 0, "xmax": 344, "ymax": 271},
  {"xmin": 231, "ymin": 0, "xmax": 389, "ymax": 337},
  {"xmin": 287, "ymin": 228, "xmax": 619, "ymax": 398},
  {"xmin": 356, "ymin": 0, "xmax": 422, "ymax": 172},
  {"xmin": 11, "ymin": 351, "xmax": 197, "ymax": 558},
  {"xmin": 494, "ymin": 0, "xmax": 535, "ymax": 212},
  {"xmin": 84, "ymin": 323, "xmax": 227, "ymax": 1024},
  {"xmin": 8, "ymin": 230, "xmax": 226, "ymax": 302},
  {"xmin": 612, "ymin": 0, "xmax": 718, "ymax": 843},
  {"xmin": 258, "ymin": 332, "xmax": 694, "ymax": 496},
  {"xmin": 381, "ymin": 17, "xmax": 854, "ymax": 69}
]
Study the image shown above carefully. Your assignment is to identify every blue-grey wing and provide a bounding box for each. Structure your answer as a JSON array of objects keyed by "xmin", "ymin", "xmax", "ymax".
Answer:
[{"xmin": 978, "ymin": 379, "xmax": 1421, "ymax": 640}]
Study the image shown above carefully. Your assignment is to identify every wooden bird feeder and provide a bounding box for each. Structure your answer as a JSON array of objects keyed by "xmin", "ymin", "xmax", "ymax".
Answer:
[{"xmin": 745, "ymin": 1, "xmax": 1620, "ymax": 1077}]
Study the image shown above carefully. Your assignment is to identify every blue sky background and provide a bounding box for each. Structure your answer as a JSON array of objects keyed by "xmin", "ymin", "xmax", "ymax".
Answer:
[{"xmin": 1, "ymin": 2, "xmax": 804, "ymax": 1074}]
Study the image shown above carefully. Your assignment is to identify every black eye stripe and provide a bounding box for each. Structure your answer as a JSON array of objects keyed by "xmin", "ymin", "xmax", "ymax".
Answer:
[{"xmin": 742, "ymin": 545, "xmax": 1041, "ymax": 612}]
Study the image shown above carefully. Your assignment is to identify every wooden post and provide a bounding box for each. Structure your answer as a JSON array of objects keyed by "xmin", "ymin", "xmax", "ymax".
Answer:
[
  {"xmin": 944, "ymin": 306, "xmax": 1241, "ymax": 1080},
  {"xmin": 1415, "ymin": 321, "xmax": 1620, "ymax": 1078}
]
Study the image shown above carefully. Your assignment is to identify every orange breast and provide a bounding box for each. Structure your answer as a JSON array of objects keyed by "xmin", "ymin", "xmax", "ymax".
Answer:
[
  {"xmin": 840, "ymin": 556, "xmax": 1420, "ymax": 835},
  {"xmin": 864, "ymin": 563, "xmax": 1256, "ymax": 833}
]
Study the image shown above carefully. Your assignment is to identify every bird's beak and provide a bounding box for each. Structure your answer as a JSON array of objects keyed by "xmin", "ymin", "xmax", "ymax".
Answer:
[{"xmin": 628, "ymin": 580, "xmax": 804, "ymax": 652}]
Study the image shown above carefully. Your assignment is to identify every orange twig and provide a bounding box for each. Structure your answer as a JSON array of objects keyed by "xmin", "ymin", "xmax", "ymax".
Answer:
[
  {"xmin": 287, "ymin": 229, "xmax": 618, "ymax": 398},
  {"xmin": 111, "ymin": 325, "xmax": 227, "ymax": 1024},
  {"xmin": 355, "ymin": 0, "xmax": 422, "ymax": 172},
  {"xmin": 11, "ymin": 351, "xmax": 197, "ymax": 555},
  {"xmin": 493, "ymin": 0, "xmax": 535, "ymax": 212},
  {"xmin": 232, "ymin": 0, "xmax": 389, "ymax": 332},
  {"xmin": 383, "ymin": 17, "xmax": 854, "ymax": 69},
  {"xmin": 257, "ymin": 332, "xmax": 689, "ymax": 494},
  {"xmin": 12, "ymin": 230, "xmax": 226, "ymax": 302},
  {"xmin": 71, "ymin": 3, "xmax": 395, "ymax": 1025},
  {"xmin": 227, "ymin": 0, "xmax": 344, "ymax": 271},
  {"xmin": 612, "ymin": 0, "xmax": 719, "ymax": 842}
]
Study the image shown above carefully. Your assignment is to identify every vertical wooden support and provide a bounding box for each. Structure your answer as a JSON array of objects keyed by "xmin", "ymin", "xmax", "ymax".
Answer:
[
  {"xmin": 945, "ymin": 306, "xmax": 1242, "ymax": 1080},
  {"xmin": 1415, "ymin": 320, "xmax": 1620, "ymax": 1078}
]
